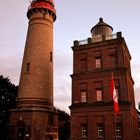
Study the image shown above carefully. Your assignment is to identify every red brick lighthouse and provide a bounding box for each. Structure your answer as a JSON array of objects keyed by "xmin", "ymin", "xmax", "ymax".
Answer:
[
  {"xmin": 8, "ymin": 0, "xmax": 58, "ymax": 140},
  {"xmin": 70, "ymin": 18, "xmax": 140, "ymax": 140}
]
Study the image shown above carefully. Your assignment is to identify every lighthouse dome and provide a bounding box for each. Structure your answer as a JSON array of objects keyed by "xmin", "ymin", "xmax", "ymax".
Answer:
[{"xmin": 91, "ymin": 18, "xmax": 113, "ymax": 41}]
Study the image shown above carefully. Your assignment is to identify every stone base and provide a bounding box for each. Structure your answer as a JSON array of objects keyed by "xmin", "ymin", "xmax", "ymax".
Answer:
[{"xmin": 8, "ymin": 107, "xmax": 58, "ymax": 140}]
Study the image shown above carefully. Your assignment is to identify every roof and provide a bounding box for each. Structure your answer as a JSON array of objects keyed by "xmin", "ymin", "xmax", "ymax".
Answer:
[{"xmin": 91, "ymin": 18, "xmax": 113, "ymax": 33}]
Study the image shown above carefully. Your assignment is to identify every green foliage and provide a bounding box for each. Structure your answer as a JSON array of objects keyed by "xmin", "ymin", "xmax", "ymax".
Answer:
[
  {"xmin": 138, "ymin": 102, "xmax": 140, "ymax": 111},
  {"xmin": 57, "ymin": 109, "xmax": 70, "ymax": 121},
  {"xmin": 0, "ymin": 75, "xmax": 18, "ymax": 140},
  {"xmin": 57, "ymin": 109, "xmax": 70, "ymax": 140}
]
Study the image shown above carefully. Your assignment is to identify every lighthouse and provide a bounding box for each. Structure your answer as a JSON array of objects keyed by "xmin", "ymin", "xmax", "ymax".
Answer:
[
  {"xmin": 8, "ymin": 0, "xmax": 58, "ymax": 140},
  {"xmin": 70, "ymin": 18, "xmax": 139, "ymax": 140}
]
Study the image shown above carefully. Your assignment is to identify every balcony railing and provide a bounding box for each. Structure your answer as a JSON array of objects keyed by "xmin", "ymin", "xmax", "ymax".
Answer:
[
  {"xmin": 79, "ymin": 39, "xmax": 88, "ymax": 45},
  {"xmin": 74, "ymin": 32, "xmax": 122, "ymax": 46}
]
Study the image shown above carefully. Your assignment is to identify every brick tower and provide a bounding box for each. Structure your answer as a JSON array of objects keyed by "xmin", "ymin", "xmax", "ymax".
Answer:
[
  {"xmin": 8, "ymin": 0, "xmax": 58, "ymax": 140},
  {"xmin": 70, "ymin": 18, "xmax": 139, "ymax": 140}
]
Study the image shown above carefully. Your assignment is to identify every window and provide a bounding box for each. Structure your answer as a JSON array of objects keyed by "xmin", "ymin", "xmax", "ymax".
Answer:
[
  {"xmin": 96, "ymin": 89, "xmax": 103, "ymax": 101},
  {"xmin": 79, "ymin": 53, "xmax": 87, "ymax": 72},
  {"xmin": 81, "ymin": 90, "xmax": 87, "ymax": 102},
  {"xmin": 116, "ymin": 123, "xmax": 121, "ymax": 137},
  {"xmin": 114, "ymin": 80, "xmax": 120, "ymax": 100},
  {"xmin": 80, "ymin": 59, "xmax": 87, "ymax": 71},
  {"xmin": 50, "ymin": 52, "xmax": 53, "ymax": 62},
  {"xmin": 115, "ymin": 88, "xmax": 119, "ymax": 100},
  {"xmin": 26, "ymin": 62, "xmax": 30, "ymax": 73},
  {"xmin": 97, "ymin": 123, "xmax": 104, "ymax": 137},
  {"xmin": 110, "ymin": 55, "xmax": 117, "ymax": 67},
  {"xmin": 95, "ymin": 58, "xmax": 101, "ymax": 68},
  {"xmin": 81, "ymin": 124, "xmax": 87, "ymax": 137},
  {"xmin": 18, "ymin": 120, "xmax": 25, "ymax": 139}
]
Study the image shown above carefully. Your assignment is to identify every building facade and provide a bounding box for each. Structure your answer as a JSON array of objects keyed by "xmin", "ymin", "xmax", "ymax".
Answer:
[
  {"xmin": 70, "ymin": 18, "xmax": 139, "ymax": 140},
  {"xmin": 8, "ymin": 0, "xmax": 58, "ymax": 140}
]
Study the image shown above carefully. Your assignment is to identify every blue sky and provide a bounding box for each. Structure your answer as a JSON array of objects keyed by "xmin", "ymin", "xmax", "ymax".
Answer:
[{"xmin": 0, "ymin": 0, "xmax": 140, "ymax": 113}]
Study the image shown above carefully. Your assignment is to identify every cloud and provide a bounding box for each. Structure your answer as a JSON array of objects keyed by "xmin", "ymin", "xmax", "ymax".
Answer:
[
  {"xmin": 54, "ymin": 51, "xmax": 72, "ymax": 113},
  {"xmin": 132, "ymin": 64, "xmax": 140, "ymax": 86},
  {"xmin": 54, "ymin": 49, "xmax": 72, "ymax": 71},
  {"xmin": 53, "ymin": 54, "xmax": 140, "ymax": 113},
  {"xmin": 1, "ymin": 46, "xmax": 139, "ymax": 114},
  {"xmin": 132, "ymin": 63, "xmax": 140, "ymax": 107},
  {"xmin": 134, "ymin": 87, "xmax": 140, "ymax": 107},
  {"xmin": 0, "ymin": 53, "xmax": 22, "ymax": 85},
  {"xmin": 54, "ymin": 78, "xmax": 71, "ymax": 113},
  {"xmin": 0, "ymin": 48, "xmax": 72, "ymax": 113}
]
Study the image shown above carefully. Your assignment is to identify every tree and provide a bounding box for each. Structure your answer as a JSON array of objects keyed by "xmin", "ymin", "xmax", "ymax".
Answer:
[
  {"xmin": 57, "ymin": 109, "xmax": 70, "ymax": 140},
  {"xmin": 0, "ymin": 75, "xmax": 18, "ymax": 140},
  {"xmin": 0, "ymin": 75, "xmax": 71, "ymax": 139},
  {"xmin": 57, "ymin": 109, "xmax": 70, "ymax": 121}
]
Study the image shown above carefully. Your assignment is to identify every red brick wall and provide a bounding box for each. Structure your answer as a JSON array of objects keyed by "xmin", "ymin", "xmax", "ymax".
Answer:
[{"xmin": 70, "ymin": 38, "xmax": 139, "ymax": 140}]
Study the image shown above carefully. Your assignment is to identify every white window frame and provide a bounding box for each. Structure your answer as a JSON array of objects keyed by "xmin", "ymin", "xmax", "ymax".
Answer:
[
  {"xmin": 81, "ymin": 90, "xmax": 87, "ymax": 102},
  {"xmin": 110, "ymin": 54, "xmax": 117, "ymax": 66},
  {"xmin": 116, "ymin": 123, "xmax": 121, "ymax": 137},
  {"xmin": 95, "ymin": 58, "xmax": 101, "ymax": 68},
  {"xmin": 98, "ymin": 123, "xmax": 104, "ymax": 137},
  {"xmin": 81, "ymin": 124, "xmax": 87, "ymax": 137},
  {"xmin": 115, "ymin": 88, "xmax": 119, "ymax": 100},
  {"xmin": 96, "ymin": 89, "xmax": 103, "ymax": 101}
]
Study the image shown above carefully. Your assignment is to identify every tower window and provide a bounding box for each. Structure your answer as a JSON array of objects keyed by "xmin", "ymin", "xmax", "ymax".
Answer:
[
  {"xmin": 26, "ymin": 63, "xmax": 30, "ymax": 73},
  {"xmin": 80, "ymin": 59, "xmax": 87, "ymax": 71},
  {"xmin": 115, "ymin": 87, "xmax": 120, "ymax": 100},
  {"xmin": 81, "ymin": 124, "xmax": 88, "ymax": 138},
  {"xmin": 96, "ymin": 89, "xmax": 103, "ymax": 101},
  {"xmin": 79, "ymin": 53, "xmax": 87, "ymax": 71},
  {"xmin": 110, "ymin": 54, "xmax": 117, "ymax": 67},
  {"xmin": 116, "ymin": 123, "xmax": 121, "ymax": 137},
  {"xmin": 97, "ymin": 123, "xmax": 104, "ymax": 137},
  {"xmin": 114, "ymin": 80, "xmax": 120, "ymax": 100},
  {"xmin": 50, "ymin": 52, "xmax": 53, "ymax": 62},
  {"xmin": 81, "ymin": 90, "xmax": 87, "ymax": 102},
  {"xmin": 95, "ymin": 58, "xmax": 101, "ymax": 68}
]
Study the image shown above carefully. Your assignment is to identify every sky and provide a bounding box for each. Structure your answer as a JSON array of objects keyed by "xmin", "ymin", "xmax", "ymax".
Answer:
[{"xmin": 0, "ymin": 0, "xmax": 140, "ymax": 113}]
